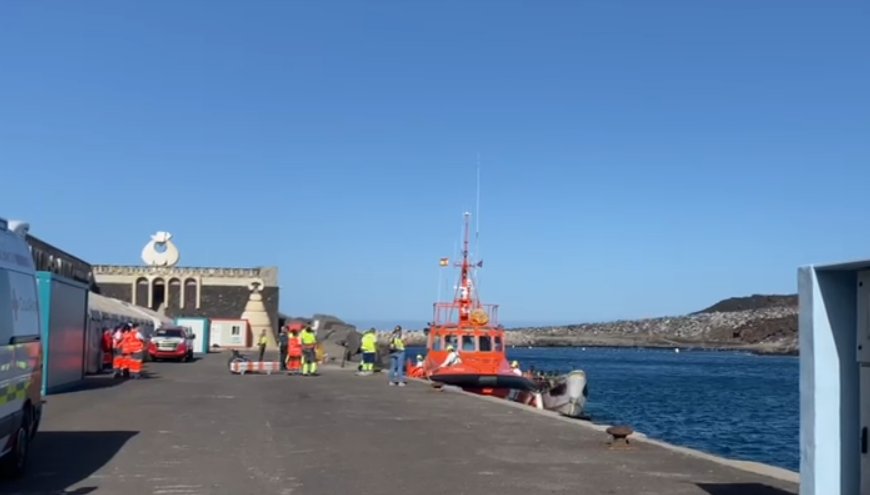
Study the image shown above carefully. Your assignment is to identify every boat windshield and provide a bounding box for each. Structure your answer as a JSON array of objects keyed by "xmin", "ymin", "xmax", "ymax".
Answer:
[{"xmin": 429, "ymin": 332, "xmax": 506, "ymax": 353}]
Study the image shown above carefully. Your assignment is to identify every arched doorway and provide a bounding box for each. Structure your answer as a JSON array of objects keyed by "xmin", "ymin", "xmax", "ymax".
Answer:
[
  {"xmin": 135, "ymin": 278, "xmax": 149, "ymax": 307},
  {"xmin": 152, "ymin": 278, "xmax": 166, "ymax": 311}
]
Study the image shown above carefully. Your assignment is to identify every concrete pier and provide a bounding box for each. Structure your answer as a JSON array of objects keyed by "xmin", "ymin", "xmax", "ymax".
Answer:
[{"xmin": 1, "ymin": 354, "xmax": 799, "ymax": 495}]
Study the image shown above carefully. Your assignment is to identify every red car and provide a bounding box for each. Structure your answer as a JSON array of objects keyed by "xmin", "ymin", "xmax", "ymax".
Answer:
[{"xmin": 148, "ymin": 327, "xmax": 195, "ymax": 362}]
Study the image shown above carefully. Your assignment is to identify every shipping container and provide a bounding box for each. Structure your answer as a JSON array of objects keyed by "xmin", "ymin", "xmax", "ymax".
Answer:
[
  {"xmin": 37, "ymin": 271, "xmax": 89, "ymax": 394},
  {"xmin": 210, "ymin": 319, "xmax": 250, "ymax": 349}
]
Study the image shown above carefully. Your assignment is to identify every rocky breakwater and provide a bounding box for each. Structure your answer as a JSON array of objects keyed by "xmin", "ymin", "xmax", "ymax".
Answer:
[
  {"xmin": 400, "ymin": 294, "xmax": 799, "ymax": 355},
  {"xmin": 508, "ymin": 294, "xmax": 799, "ymax": 355}
]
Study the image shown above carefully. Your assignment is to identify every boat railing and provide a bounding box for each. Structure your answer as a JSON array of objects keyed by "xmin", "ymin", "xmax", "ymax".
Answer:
[{"xmin": 432, "ymin": 302, "xmax": 499, "ymax": 327}]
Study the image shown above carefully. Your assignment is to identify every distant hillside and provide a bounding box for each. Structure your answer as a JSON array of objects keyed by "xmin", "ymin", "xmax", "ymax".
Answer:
[{"xmin": 693, "ymin": 294, "xmax": 797, "ymax": 314}]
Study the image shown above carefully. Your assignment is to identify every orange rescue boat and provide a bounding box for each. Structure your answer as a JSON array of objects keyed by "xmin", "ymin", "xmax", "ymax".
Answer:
[{"xmin": 421, "ymin": 212, "xmax": 541, "ymax": 404}]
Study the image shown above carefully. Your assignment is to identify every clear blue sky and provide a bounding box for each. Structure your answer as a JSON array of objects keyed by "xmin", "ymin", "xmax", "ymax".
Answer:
[{"xmin": 1, "ymin": 1, "xmax": 868, "ymax": 328}]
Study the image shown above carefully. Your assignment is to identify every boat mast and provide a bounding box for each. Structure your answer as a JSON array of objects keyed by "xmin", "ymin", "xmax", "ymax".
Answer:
[{"xmin": 457, "ymin": 211, "xmax": 475, "ymax": 323}]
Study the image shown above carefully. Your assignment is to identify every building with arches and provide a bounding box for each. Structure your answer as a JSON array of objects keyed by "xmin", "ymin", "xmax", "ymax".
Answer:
[{"xmin": 91, "ymin": 231, "xmax": 280, "ymax": 340}]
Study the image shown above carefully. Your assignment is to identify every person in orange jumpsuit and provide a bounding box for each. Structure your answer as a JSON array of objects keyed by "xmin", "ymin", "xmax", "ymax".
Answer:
[
  {"xmin": 127, "ymin": 325, "xmax": 146, "ymax": 379},
  {"xmin": 113, "ymin": 324, "xmax": 129, "ymax": 378},
  {"xmin": 286, "ymin": 328, "xmax": 303, "ymax": 375}
]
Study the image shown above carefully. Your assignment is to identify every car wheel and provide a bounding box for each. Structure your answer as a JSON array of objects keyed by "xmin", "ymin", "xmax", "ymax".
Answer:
[{"xmin": 0, "ymin": 407, "xmax": 32, "ymax": 479}]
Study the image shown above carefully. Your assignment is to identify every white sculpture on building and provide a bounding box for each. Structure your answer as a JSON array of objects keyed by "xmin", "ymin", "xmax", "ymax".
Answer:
[{"xmin": 141, "ymin": 231, "xmax": 181, "ymax": 267}]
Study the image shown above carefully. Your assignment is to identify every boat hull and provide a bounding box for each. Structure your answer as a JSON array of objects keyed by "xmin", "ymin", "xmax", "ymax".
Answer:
[
  {"xmin": 428, "ymin": 372, "xmax": 539, "ymax": 392},
  {"xmin": 539, "ymin": 370, "xmax": 588, "ymax": 418}
]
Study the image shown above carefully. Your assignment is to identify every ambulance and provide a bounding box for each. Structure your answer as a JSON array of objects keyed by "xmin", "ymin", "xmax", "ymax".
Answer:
[{"xmin": 0, "ymin": 217, "xmax": 43, "ymax": 478}]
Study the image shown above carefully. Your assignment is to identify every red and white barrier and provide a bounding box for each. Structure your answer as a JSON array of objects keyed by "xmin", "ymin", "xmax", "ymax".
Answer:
[{"xmin": 229, "ymin": 361, "xmax": 281, "ymax": 375}]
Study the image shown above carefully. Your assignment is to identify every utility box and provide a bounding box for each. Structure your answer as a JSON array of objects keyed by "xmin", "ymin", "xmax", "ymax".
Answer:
[
  {"xmin": 210, "ymin": 318, "xmax": 250, "ymax": 349},
  {"xmin": 175, "ymin": 317, "xmax": 211, "ymax": 354},
  {"xmin": 37, "ymin": 271, "xmax": 89, "ymax": 395},
  {"xmin": 798, "ymin": 260, "xmax": 870, "ymax": 495}
]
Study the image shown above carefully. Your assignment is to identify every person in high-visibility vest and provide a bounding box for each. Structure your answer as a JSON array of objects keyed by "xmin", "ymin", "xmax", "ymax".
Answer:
[
  {"xmin": 359, "ymin": 328, "xmax": 377, "ymax": 375},
  {"xmin": 287, "ymin": 328, "xmax": 303, "ymax": 375},
  {"xmin": 120, "ymin": 325, "xmax": 136, "ymax": 378},
  {"xmin": 112, "ymin": 324, "xmax": 126, "ymax": 378},
  {"xmin": 388, "ymin": 325, "xmax": 407, "ymax": 386},
  {"xmin": 300, "ymin": 325, "xmax": 318, "ymax": 376},
  {"xmin": 257, "ymin": 329, "xmax": 268, "ymax": 362},
  {"xmin": 126, "ymin": 324, "xmax": 146, "ymax": 379}
]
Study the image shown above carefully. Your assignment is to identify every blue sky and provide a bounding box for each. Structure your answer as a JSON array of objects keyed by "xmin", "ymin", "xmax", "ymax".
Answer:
[{"xmin": 1, "ymin": 1, "xmax": 868, "ymax": 328}]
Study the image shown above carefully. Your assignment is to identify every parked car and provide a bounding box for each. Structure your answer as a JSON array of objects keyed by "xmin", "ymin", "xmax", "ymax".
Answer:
[
  {"xmin": 148, "ymin": 326, "xmax": 195, "ymax": 362},
  {"xmin": 0, "ymin": 218, "xmax": 43, "ymax": 478}
]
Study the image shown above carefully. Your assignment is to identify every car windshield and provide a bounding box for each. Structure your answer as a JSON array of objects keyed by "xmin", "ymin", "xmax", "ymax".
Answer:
[{"xmin": 155, "ymin": 329, "xmax": 184, "ymax": 338}]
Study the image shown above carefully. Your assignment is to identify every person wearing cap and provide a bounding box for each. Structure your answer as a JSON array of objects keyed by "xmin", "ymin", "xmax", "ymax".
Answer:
[
  {"xmin": 510, "ymin": 360, "xmax": 522, "ymax": 376},
  {"xmin": 388, "ymin": 325, "xmax": 406, "ymax": 386},
  {"xmin": 438, "ymin": 345, "xmax": 462, "ymax": 369}
]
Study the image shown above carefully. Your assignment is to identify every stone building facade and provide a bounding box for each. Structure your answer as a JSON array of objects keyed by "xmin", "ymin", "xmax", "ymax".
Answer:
[
  {"xmin": 91, "ymin": 231, "xmax": 280, "ymax": 341},
  {"xmin": 93, "ymin": 265, "xmax": 280, "ymax": 335}
]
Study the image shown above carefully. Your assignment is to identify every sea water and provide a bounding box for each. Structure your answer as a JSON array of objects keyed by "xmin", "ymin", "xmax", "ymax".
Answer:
[{"xmin": 409, "ymin": 346, "xmax": 799, "ymax": 471}]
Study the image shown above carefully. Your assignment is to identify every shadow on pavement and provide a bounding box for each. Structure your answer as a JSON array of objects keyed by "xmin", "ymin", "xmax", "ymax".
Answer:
[
  {"xmin": 48, "ymin": 371, "xmax": 162, "ymax": 395},
  {"xmin": 697, "ymin": 483, "xmax": 797, "ymax": 495},
  {"xmin": 0, "ymin": 431, "xmax": 138, "ymax": 494}
]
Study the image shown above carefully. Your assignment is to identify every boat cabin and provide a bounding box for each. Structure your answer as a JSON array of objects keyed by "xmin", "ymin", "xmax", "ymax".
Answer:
[{"xmin": 425, "ymin": 301, "xmax": 510, "ymax": 371}]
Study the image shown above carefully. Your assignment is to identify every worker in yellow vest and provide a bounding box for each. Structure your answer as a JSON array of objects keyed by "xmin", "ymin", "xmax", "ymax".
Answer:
[
  {"xmin": 300, "ymin": 325, "xmax": 318, "ymax": 376},
  {"xmin": 359, "ymin": 328, "xmax": 377, "ymax": 375},
  {"xmin": 388, "ymin": 325, "xmax": 406, "ymax": 386}
]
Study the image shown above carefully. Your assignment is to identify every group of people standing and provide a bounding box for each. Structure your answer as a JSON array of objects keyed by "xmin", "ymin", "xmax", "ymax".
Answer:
[
  {"xmin": 357, "ymin": 325, "xmax": 407, "ymax": 386},
  {"xmin": 102, "ymin": 323, "xmax": 146, "ymax": 379},
  {"xmin": 261, "ymin": 325, "xmax": 319, "ymax": 376},
  {"xmin": 252, "ymin": 323, "xmax": 410, "ymax": 384}
]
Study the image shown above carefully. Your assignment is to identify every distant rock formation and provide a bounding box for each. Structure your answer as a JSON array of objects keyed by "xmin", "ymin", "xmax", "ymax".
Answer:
[
  {"xmin": 400, "ymin": 294, "xmax": 800, "ymax": 355},
  {"xmin": 692, "ymin": 294, "xmax": 797, "ymax": 315}
]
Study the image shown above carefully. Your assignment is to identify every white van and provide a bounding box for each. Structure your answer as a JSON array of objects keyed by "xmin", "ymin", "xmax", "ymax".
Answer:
[{"xmin": 0, "ymin": 217, "xmax": 43, "ymax": 478}]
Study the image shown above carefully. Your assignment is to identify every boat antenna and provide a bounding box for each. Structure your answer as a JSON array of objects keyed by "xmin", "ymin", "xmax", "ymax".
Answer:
[
  {"xmin": 474, "ymin": 154, "xmax": 482, "ymax": 294},
  {"xmin": 475, "ymin": 152, "xmax": 481, "ymax": 248}
]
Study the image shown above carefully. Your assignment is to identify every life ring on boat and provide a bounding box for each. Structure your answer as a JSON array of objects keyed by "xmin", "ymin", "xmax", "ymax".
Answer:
[{"xmin": 470, "ymin": 308, "xmax": 489, "ymax": 326}]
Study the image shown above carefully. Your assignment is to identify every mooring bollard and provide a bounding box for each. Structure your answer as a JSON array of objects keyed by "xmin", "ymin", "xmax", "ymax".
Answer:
[{"xmin": 605, "ymin": 425, "xmax": 634, "ymax": 447}]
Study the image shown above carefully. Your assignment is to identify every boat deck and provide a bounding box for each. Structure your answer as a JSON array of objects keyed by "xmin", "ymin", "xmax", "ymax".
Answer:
[{"xmin": 1, "ymin": 353, "xmax": 798, "ymax": 495}]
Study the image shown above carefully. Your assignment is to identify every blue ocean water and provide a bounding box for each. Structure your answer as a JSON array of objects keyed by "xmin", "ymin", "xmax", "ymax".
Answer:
[{"xmin": 409, "ymin": 346, "xmax": 799, "ymax": 471}]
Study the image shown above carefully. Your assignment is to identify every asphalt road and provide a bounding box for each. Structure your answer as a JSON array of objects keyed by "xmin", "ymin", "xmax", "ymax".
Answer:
[{"xmin": 0, "ymin": 352, "xmax": 799, "ymax": 495}]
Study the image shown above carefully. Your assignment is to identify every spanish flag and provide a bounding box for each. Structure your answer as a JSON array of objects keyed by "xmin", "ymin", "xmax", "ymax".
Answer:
[{"xmin": 439, "ymin": 258, "xmax": 449, "ymax": 267}]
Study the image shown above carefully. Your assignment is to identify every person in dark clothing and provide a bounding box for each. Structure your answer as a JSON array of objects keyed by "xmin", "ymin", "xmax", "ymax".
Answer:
[{"xmin": 278, "ymin": 328, "xmax": 289, "ymax": 370}]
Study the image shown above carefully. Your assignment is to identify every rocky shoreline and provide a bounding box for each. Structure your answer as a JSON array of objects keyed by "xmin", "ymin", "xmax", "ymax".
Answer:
[{"xmin": 398, "ymin": 295, "xmax": 799, "ymax": 356}]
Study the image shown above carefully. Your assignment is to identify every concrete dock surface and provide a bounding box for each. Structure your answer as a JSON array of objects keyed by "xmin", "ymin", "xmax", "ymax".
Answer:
[{"xmin": 1, "ymin": 353, "xmax": 799, "ymax": 495}]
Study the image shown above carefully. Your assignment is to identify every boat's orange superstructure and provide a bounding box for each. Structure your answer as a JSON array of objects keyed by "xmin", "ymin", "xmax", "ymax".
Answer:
[{"xmin": 422, "ymin": 213, "xmax": 538, "ymax": 397}]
